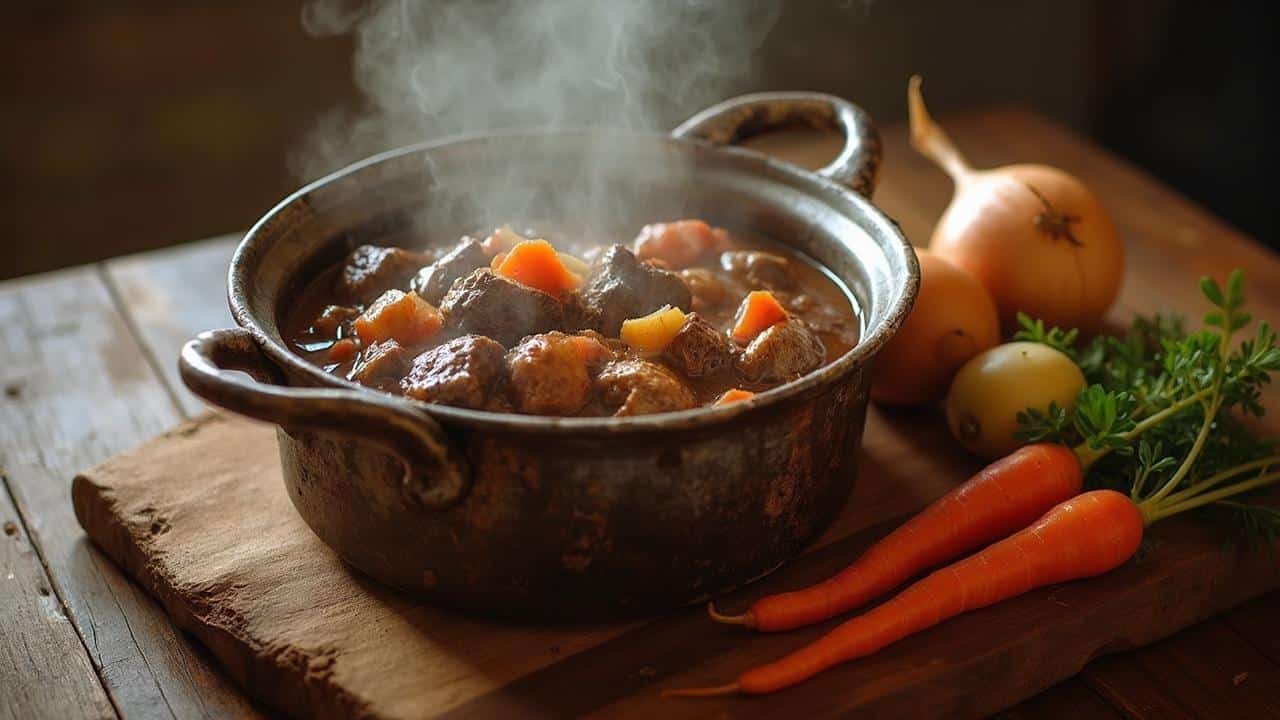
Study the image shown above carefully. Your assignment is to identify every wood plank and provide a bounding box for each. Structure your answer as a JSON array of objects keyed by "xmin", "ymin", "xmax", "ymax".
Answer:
[
  {"xmin": 1087, "ymin": 616, "xmax": 1280, "ymax": 719},
  {"xmin": 104, "ymin": 235, "xmax": 239, "ymax": 418},
  {"xmin": 1223, "ymin": 591, "xmax": 1280, "ymax": 666},
  {"xmin": 0, "ymin": 481, "xmax": 116, "ymax": 720},
  {"xmin": 0, "ymin": 267, "xmax": 264, "ymax": 719},
  {"xmin": 993, "ymin": 679, "xmax": 1121, "ymax": 720}
]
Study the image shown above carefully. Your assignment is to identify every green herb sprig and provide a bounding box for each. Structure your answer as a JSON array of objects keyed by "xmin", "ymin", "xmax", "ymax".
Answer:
[{"xmin": 1014, "ymin": 270, "xmax": 1280, "ymax": 537}]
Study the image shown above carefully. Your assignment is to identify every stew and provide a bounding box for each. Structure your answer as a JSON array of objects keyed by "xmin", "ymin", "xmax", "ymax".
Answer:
[{"xmin": 285, "ymin": 220, "xmax": 859, "ymax": 417}]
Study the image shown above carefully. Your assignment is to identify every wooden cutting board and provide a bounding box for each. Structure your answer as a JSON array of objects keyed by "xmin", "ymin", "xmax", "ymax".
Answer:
[
  {"xmin": 70, "ymin": 110, "xmax": 1280, "ymax": 719},
  {"xmin": 72, "ymin": 402, "xmax": 1278, "ymax": 720}
]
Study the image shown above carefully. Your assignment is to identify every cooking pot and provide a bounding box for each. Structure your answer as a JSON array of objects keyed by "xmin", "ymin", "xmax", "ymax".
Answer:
[{"xmin": 179, "ymin": 93, "xmax": 918, "ymax": 618}]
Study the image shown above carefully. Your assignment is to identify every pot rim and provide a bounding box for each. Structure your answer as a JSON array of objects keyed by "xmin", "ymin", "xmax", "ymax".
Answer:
[{"xmin": 229, "ymin": 128, "xmax": 919, "ymax": 435}]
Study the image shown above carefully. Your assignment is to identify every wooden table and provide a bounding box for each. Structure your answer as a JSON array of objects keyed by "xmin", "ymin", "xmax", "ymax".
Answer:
[{"xmin": 3, "ymin": 108, "xmax": 1278, "ymax": 719}]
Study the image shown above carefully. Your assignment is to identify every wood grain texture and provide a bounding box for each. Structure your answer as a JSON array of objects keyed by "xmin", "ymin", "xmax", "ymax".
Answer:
[
  {"xmin": 1224, "ymin": 593, "xmax": 1280, "ymax": 666},
  {"xmin": 104, "ymin": 236, "xmax": 239, "ymax": 418},
  {"xmin": 72, "ymin": 414, "xmax": 633, "ymax": 720},
  {"xmin": 0, "ymin": 483, "xmax": 116, "ymax": 720},
  {"xmin": 0, "ymin": 267, "xmax": 264, "ymax": 719},
  {"xmin": 1087, "ymin": 617, "xmax": 1280, "ymax": 720},
  {"xmin": 992, "ymin": 679, "xmax": 1121, "ymax": 720}
]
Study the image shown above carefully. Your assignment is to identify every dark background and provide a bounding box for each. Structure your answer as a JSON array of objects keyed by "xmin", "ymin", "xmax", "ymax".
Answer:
[{"xmin": 2, "ymin": 0, "xmax": 1273, "ymax": 280}]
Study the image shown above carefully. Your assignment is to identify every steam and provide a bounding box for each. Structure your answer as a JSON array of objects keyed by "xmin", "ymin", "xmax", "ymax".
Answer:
[{"xmin": 292, "ymin": 0, "xmax": 783, "ymax": 182}]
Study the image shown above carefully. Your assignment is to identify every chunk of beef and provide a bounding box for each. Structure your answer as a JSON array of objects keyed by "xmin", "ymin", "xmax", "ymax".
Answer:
[
  {"xmin": 735, "ymin": 320, "xmax": 826, "ymax": 383},
  {"xmin": 579, "ymin": 245, "xmax": 691, "ymax": 336},
  {"xmin": 410, "ymin": 238, "xmax": 489, "ymax": 305},
  {"xmin": 720, "ymin": 250, "xmax": 794, "ymax": 290},
  {"xmin": 401, "ymin": 335, "xmax": 507, "ymax": 409},
  {"xmin": 337, "ymin": 245, "xmax": 433, "ymax": 305},
  {"xmin": 308, "ymin": 305, "xmax": 359, "ymax": 338},
  {"xmin": 663, "ymin": 313, "xmax": 731, "ymax": 378},
  {"xmin": 561, "ymin": 291, "xmax": 604, "ymax": 333},
  {"xmin": 439, "ymin": 269, "xmax": 564, "ymax": 347},
  {"xmin": 350, "ymin": 340, "xmax": 412, "ymax": 389},
  {"xmin": 596, "ymin": 359, "xmax": 696, "ymax": 416},
  {"xmin": 679, "ymin": 268, "xmax": 735, "ymax": 311},
  {"xmin": 506, "ymin": 332, "xmax": 611, "ymax": 415}
]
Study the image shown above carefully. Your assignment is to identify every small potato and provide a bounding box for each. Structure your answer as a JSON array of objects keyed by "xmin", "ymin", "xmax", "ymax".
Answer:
[
  {"xmin": 945, "ymin": 341, "xmax": 1086, "ymax": 459},
  {"xmin": 872, "ymin": 251, "xmax": 1000, "ymax": 406}
]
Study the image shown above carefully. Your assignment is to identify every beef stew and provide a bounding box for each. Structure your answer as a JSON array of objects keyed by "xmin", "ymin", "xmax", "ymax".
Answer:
[{"xmin": 286, "ymin": 221, "xmax": 859, "ymax": 416}]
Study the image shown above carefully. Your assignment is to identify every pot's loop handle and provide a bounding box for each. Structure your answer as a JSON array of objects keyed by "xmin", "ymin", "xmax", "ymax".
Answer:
[
  {"xmin": 672, "ymin": 91, "xmax": 882, "ymax": 198},
  {"xmin": 179, "ymin": 328, "xmax": 470, "ymax": 510}
]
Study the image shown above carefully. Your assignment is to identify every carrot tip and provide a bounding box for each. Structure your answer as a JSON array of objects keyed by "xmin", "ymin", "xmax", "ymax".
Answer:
[
  {"xmin": 662, "ymin": 683, "xmax": 741, "ymax": 699},
  {"xmin": 706, "ymin": 602, "xmax": 755, "ymax": 628}
]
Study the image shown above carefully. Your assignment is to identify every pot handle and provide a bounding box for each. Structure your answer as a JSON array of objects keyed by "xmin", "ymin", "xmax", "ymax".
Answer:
[
  {"xmin": 178, "ymin": 328, "xmax": 470, "ymax": 509},
  {"xmin": 672, "ymin": 92, "xmax": 881, "ymax": 198}
]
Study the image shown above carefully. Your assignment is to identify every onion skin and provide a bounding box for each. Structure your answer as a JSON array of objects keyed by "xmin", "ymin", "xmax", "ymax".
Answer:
[
  {"xmin": 872, "ymin": 250, "xmax": 1000, "ymax": 406},
  {"xmin": 931, "ymin": 165, "xmax": 1124, "ymax": 333},
  {"xmin": 908, "ymin": 76, "xmax": 1125, "ymax": 333}
]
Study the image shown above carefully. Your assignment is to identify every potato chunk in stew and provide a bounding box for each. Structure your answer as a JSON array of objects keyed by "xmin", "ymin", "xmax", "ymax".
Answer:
[{"xmin": 620, "ymin": 305, "xmax": 687, "ymax": 354}]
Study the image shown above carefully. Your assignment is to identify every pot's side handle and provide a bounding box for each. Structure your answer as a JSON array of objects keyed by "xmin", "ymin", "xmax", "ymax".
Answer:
[
  {"xmin": 179, "ymin": 328, "xmax": 470, "ymax": 509},
  {"xmin": 672, "ymin": 92, "xmax": 882, "ymax": 198}
]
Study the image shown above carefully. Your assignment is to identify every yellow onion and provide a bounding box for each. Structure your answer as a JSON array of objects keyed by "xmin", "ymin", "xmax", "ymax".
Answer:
[{"xmin": 909, "ymin": 76, "xmax": 1124, "ymax": 333}]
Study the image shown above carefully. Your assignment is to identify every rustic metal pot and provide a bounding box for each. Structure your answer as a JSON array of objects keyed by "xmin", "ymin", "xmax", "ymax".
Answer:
[{"xmin": 179, "ymin": 93, "xmax": 918, "ymax": 618}]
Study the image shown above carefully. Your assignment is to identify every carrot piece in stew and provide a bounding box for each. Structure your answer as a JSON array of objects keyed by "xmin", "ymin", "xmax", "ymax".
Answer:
[
  {"xmin": 353, "ymin": 289, "xmax": 442, "ymax": 346},
  {"xmin": 731, "ymin": 290, "xmax": 789, "ymax": 343},
  {"xmin": 714, "ymin": 388, "xmax": 755, "ymax": 406},
  {"xmin": 494, "ymin": 239, "xmax": 583, "ymax": 295},
  {"xmin": 327, "ymin": 337, "xmax": 359, "ymax": 363},
  {"xmin": 491, "ymin": 238, "xmax": 583, "ymax": 294}
]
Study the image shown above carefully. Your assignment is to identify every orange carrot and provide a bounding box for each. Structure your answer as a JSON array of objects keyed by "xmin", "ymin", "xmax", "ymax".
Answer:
[
  {"xmin": 711, "ymin": 443, "xmax": 1082, "ymax": 631},
  {"xmin": 494, "ymin": 239, "xmax": 582, "ymax": 295},
  {"xmin": 731, "ymin": 290, "xmax": 789, "ymax": 343},
  {"xmin": 714, "ymin": 389, "xmax": 755, "ymax": 406},
  {"xmin": 353, "ymin": 290, "xmax": 442, "ymax": 346},
  {"xmin": 327, "ymin": 337, "xmax": 359, "ymax": 363},
  {"xmin": 670, "ymin": 489, "xmax": 1144, "ymax": 696}
]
